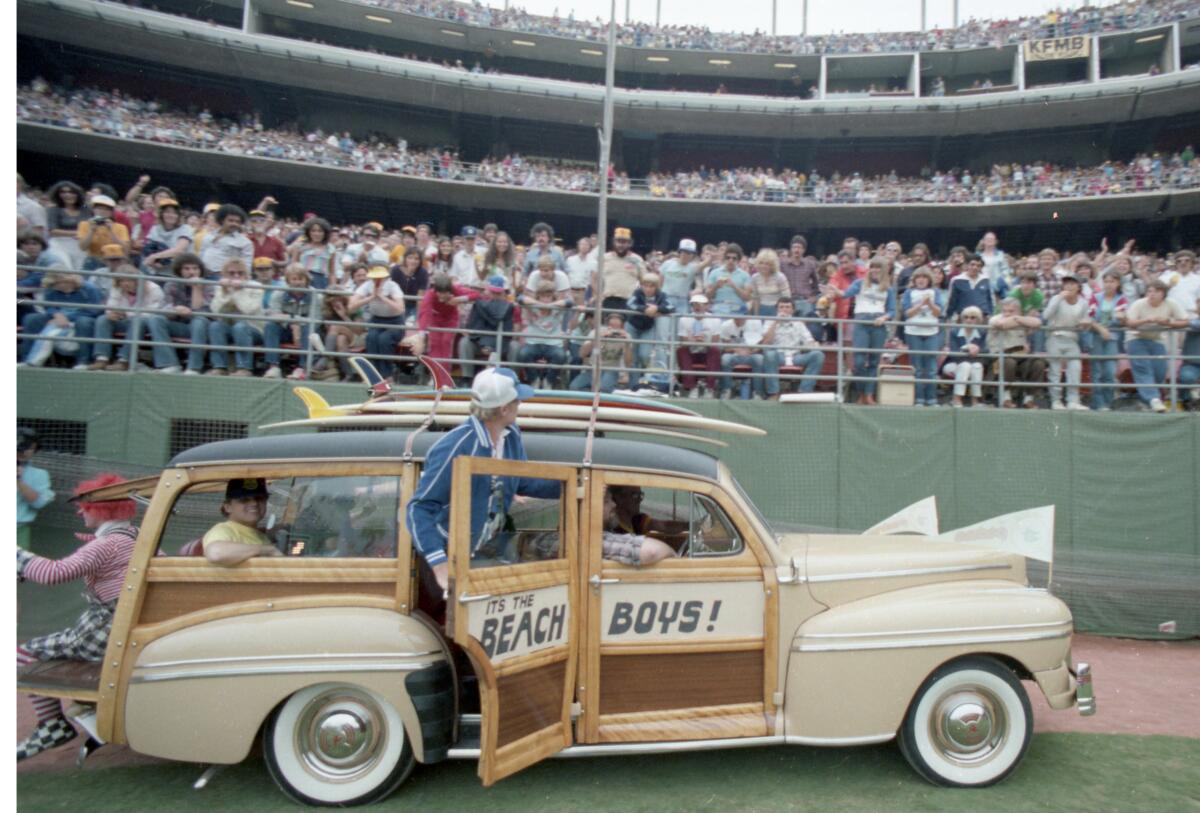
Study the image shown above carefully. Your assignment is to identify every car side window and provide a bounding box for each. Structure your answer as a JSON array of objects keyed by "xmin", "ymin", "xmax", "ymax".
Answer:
[
  {"xmin": 623, "ymin": 486, "xmax": 744, "ymax": 560},
  {"xmin": 158, "ymin": 475, "xmax": 400, "ymax": 558}
]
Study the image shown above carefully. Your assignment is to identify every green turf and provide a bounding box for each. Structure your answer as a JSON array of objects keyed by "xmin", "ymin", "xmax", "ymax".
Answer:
[{"xmin": 17, "ymin": 734, "xmax": 1200, "ymax": 812}]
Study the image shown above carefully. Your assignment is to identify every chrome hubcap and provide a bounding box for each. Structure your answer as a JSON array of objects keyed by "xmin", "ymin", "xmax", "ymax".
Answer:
[
  {"xmin": 930, "ymin": 688, "xmax": 1006, "ymax": 764},
  {"xmin": 296, "ymin": 689, "xmax": 387, "ymax": 782}
]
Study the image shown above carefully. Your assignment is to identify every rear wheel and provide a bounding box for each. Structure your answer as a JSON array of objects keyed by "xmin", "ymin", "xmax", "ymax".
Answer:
[
  {"xmin": 898, "ymin": 657, "xmax": 1032, "ymax": 787},
  {"xmin": 264, "ymin": 683, "xmax": 415, "ymax": 806}
]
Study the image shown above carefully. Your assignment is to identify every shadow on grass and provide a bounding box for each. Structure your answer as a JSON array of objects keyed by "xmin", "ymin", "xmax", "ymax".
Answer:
[{"xmin": 17, "ymin": 734, "xmax": 1200, "ymax": 813}]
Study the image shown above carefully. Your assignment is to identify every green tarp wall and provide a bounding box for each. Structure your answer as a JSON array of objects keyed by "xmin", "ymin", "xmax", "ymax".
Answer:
[{"xmin": 17, "ymin": 369, "xmax": 1199, "ymax": 638}]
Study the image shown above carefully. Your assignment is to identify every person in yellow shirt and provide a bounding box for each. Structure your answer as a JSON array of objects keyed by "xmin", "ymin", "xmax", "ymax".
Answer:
[
  {"xmin": 203, "ymin": 478, "xmax": 283, "ymax": 566},
  {"xmin": 75, "ymin": 195, "xmax": 130, "ymax": 271}
]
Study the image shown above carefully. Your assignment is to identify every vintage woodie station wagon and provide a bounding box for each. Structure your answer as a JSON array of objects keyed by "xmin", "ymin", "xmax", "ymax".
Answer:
[{"xmin": 18, "ymin": 429, "xmax": 1096, "ymax": 806}]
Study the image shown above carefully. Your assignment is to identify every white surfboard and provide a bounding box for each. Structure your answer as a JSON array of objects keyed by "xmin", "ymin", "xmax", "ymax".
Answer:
[
  {"xmin": 258, "ymin": 413, "xmax": 728, "ymax": 447},
  {"xmin": 354, "ymin": 400, "xmax": 766, "ymax": 437}
]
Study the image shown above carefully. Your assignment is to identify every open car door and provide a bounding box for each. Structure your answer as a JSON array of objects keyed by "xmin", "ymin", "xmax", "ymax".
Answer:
[{"xmin": 447, "ymin": 456, "xmax": 578, "ymax": 785}]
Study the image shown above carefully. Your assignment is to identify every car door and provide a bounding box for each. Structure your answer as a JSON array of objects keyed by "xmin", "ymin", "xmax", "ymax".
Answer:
[
  {"xmin": 446, "ymin": 456, "xmax": 579, "ymax": 785},
  {"xmin": 579, "ymin": 471, "xmax": 775, "ymax": 744}
]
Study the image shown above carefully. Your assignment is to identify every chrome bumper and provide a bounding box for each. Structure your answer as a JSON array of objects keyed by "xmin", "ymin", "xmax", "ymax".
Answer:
[{"xmin": 1074, "ymin": 662, "xmax": 1096, "ymax": 716}]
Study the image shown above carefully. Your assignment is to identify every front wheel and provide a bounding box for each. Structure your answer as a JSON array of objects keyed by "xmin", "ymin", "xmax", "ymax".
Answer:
[
  {"xmin": 264, "ymin": 683, "xmax": 415, "ymax": 806},
  {"xmin": 898, "ymin": 656, "xmax": 1033, "ymax": 788}
]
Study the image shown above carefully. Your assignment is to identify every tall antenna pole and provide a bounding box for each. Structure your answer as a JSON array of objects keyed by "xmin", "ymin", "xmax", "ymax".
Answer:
[{"xmin": 585, "ymin": 0, "xmax": 618, "ymax": 467}]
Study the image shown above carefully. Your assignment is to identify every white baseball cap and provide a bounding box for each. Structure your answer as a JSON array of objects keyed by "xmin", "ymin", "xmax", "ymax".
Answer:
[
  {"xmin": 471, "ymin": 367, "xmax": 534, "ymax": 408},
  {"xmin": 689, "ymin": 293, "xmax": 709, "ymax": 304},
  {"xmin": 678, "ymin": 239, "xmax": 697, "ymax": 253},
  {"xmin": 90, "ymin": 195, "xmax": 116, "ymax": 208}
]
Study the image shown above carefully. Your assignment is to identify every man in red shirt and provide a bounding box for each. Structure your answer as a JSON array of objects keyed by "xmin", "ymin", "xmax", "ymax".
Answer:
[{"xmin": 248, "ymin": 209, "xmax": 286, "ymax": 274}]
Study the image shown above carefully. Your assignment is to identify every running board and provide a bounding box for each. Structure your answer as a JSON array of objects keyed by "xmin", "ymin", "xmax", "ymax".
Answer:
[{"xmin": 446, "ymin": 730, "xmax": 895, "ymax": 759}]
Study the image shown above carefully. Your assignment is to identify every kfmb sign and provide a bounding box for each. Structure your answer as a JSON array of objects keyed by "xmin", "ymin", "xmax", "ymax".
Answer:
[{"xmin": 1025, "ymin": 36, "xmax": 1091, "ymax": 62}]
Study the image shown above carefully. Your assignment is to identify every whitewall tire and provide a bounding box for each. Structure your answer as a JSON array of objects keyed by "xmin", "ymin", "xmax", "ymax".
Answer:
[
  {"xmin": 264, "ymin": 683, "xmax": 415, "ymax": 806},
  {"xmin": 898, "ymin": 657, "xmax": 1033, "ymax": 787}
]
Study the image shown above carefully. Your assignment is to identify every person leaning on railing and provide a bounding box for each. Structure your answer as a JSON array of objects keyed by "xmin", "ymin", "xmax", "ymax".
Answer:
[
  {"xmin": 18, "ymin": 271, "xmax": 103, "ymax": 369},
  {"xmin": 517, "ymin": 281, "xmax": 571, "ymax": 389},
  {"xmin": 825, "ymin": 257, "xmax": 896, "ymax": 405},
  {"xmin": 1124, "ymin": 279, "xmax": 1190, "ymax": 412},
  {"xmin": 761, "ymin": 297, "xmax": 825, "ymax": 400},
  {"xmin": 901, "ymin": 267, "xmax": 946, "ymax": 407},
  {"xmin": 89, "ymin": 263, "xmax": 166, "ymax": 372},
  {"xmin": 1179, "ymin": 296, "xmax": 1200, "ymax": 410},
  {"xmin": 204, "ymin": 258, "xmax": 264, "ymax": 377},
  {"xmin": 987, "ymin": 298, "xmax": 1047, "ymax": 409}
]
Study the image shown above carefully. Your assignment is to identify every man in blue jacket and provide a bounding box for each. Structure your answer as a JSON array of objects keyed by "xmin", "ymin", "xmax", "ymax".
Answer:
[{"xmin": 406, "ymin": 367, "xmax": 561, "ymax": 592}]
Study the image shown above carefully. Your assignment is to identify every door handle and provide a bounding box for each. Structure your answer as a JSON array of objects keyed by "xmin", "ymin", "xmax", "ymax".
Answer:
[
  {"xmin": 588, "ymin": 575, "xmax": 619, "ymax": 591},
  {"xmin": 458, "ymin": 592, "xmax": 493, "ymax": 604}
]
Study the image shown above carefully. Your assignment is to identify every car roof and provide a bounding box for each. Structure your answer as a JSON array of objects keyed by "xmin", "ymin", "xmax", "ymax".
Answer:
[{"xmin": 169, "ymin": 430, "xmax": 721, "ymax": 480}]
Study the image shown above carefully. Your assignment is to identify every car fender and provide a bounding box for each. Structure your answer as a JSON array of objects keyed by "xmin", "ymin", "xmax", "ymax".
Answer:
[
  {"xmin": 782, "ymin": 579, "xmax": 1073, "ymax": 742},
  {"xmin": 123, "ymin": 606, "xmax": 451, "ymax": 764}
]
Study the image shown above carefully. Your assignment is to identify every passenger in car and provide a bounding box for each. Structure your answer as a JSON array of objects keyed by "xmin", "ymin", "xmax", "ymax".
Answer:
[
  {"xmin": 202, "ymin": 478, "xmax": 283, "ymax": 566},
  {"xmin": 602, "ymin": 488, "xmax": 676, "ymax": 566}
]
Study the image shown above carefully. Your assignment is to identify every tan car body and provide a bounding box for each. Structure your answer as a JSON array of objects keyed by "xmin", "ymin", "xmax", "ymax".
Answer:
[{"xmin": 19, "ymin": 431, "xmax": 1088, "ymax": 799}]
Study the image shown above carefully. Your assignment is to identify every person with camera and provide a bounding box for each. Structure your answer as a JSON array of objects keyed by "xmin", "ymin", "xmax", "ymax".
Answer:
[
  {"xmin": 74, "ymin": 194, "xmax": 130, "ymax": 272},
  {"xmin": 17, "ymin": 428, "xmax": 54, "ymax": 552}
]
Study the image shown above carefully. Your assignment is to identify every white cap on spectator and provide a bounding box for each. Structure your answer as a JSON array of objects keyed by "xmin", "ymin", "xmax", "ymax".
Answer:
[
  {"xmin": 689, "ymin": 293, "xmax": 709, "ymax": 304},
  {"xmin": 678, "ymin": 239, "xmax": 697, "ymax": 253},
  {"xmin": 91, "ymin": 195, "xmax": 116, "ymax": 208},
  {"xmin": 471, "ymin": 367, "xmax": 534, "ymax": 409}
]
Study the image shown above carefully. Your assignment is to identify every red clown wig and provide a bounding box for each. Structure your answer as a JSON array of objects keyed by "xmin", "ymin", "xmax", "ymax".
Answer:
[{"xmin": 74, "ymin": 473, "xmax": 138, "ymax": 523}]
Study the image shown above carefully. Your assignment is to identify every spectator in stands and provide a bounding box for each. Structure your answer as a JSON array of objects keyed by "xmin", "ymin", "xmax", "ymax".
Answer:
[
  {"xmin": 90, "ymin": 263, "xmax": 166, "ymax": 372},
  {"xmin": 829, "ymin": 257, "xmax": 896, "ymax": 405},
  {"xmin": 570, "ymin": 311, "xmax": 632, "ymax": 393},
  {"xmin": 350, "ymin": 265, "xmax": 408, "ymax": 380},
  {"xmin": 45, "ymin": 180, "xmax": 90, "ymax": 270},
  {"xmin": 1042, "ymin": 274, "xmax": 1093, "ymax": 410},
  {"xmin": 428, "ymin": 237, "xmax": 455, "ymax": 277},
  {"xmin": 601, "ymin": 227, "xmax": 644, "ymax": 313},
  {"xmin": 16, "ymin": 427, "xmax": 53, "ymax": 552},
  {"xmin": 450, "ymin": 226, "xmax": 484, "ymax": 287},
  {"xmin": 16, "ymin": 174, "xmax": 46, "ymax": 239},
  {"xmin": 523, "ymin": 222, "xmax": 565, "ymax": 277},
  {"xmin": 1088, "ymin": 270, "xmax": 1128, "ymax": 410},
  {"xmin": 205, "ymin": 258, "xmax": 264, "ymax": 377},
  {"xmin": 762, "ymin": 297, "xmax": 824, "ymax": 398},
  {"xmin": 248, "ymin": 208, "xmax": 286, "ymax": 274},
  {"xmin": 463, "ymin": 275, "xmax": 515, "ymax": 378},
  {"xmin": 675, "ymin": 293, "xmax": 722, "ymax": 399},
  {"xmin": 779, "ymin": 236, "xmax": 820, "ymax": 317},
  {"xmin": 412, "ymin": 273, "xmax": 478, "ymax": 373},
  {"xmin": 750, "ymin": 249, "xmax": 791, "ymax": 317},
  {"xmin": 288, "ymin": 216, "xmax": 337, "ymax": 290},
  {"xmin": 706, "ymin": 243, "xmax": 752, "ymax": 316},
  {"xmin": 19, "ymin": 271, "xmax": 102, "ymax": 369},
  {"xmin": 946, "ymin": 253, "xmax": 993, "ymax": 321},
  {"xmin": 1035, "ymin": 248, "xmax": 1064, "ymax": 301},
  {"xmin": 264, "ymin": 265, "xmax": 317, "ymax": 380},
  {"xmin": 517, "ymin": 281, "xmax": 569, "ymax": 388},
  {"xmin": 977, "ymin": 231, "xmax": 1013, "ymax": 297},
  {"xmin": 1124, "ymin": 279, "xmax": 1189, "ymax": 412},
  {"xmin": 624, "ymin": 271, "xmax": 673, "ymax": 389},
  {"xmin": 153, "ymin": 253, "xmax": 212, "ymax": 375},
  {"xmin": 18, "ymin": 231, "xmax": 68, "ymax": 272},
  {"xmin": 944, "ymin": 306, "xmax": 988, "ymax": 407},
  {"xmin": 901, "ymin": 267, "xmax": 945, "ymax": 406},
  {"xmin": 658, "ymin": 239, "xmax": 699, "ymax": 315},
  {"xmin": 1168, "ymin": 250, "xmax": 1200, "ymax": 318},
  {"xmin": 139, "ymin": 198, "xmax": 193, "ymax": 275},
  {"xmin": 320, "ymin": 267, "xmax": 368, "ymax": 381},
  {"xmin": 16, "ymin": 473, "xmax": 139, "ymax": 761},
  {"xmin": 75, "ymin": 194, "xmax": 129, "ymax": 272},
  {"xmin": 1179, "ymin": 294, "xmax": 1200, "ymax": 410},
  {"xmin": 200, "ymin": 204, "xmax": 253, "ymax": 277},
  {"xmin": 481, "ymin": 231, "xmax": 519, "ymax": 290},
  {"xmin": 391, "ymin": 245, "xmax": 430, "ymax": 309},
  {"xmin": 565, "ymin": 236, "xmax": 596, "ymax": 305},
  {"xmin": 342, "ymin": 222, "xmax": 390, "ymax": 273},
  {"xmin": 987, "ymin": 297, "xmax": 1046, "ymax": 408},
  {"xmin": 718, "ymin": 316, "xmax": 766, "ymax": 400},
  {"xmin": 521, "ymin": 254, "xmax": 572, "ymax": 301}
]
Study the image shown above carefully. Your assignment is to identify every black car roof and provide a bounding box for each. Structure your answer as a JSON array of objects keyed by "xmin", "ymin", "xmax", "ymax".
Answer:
[{"xmin": 169, "ymin": 430, "xmax": 721, "ymax": 480}]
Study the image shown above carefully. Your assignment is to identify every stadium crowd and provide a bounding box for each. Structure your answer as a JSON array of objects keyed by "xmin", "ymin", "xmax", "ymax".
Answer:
[
  {"xmin": 358, "ymin": 0, "xmax": 1200, "ymax": 55},
  {"xmin": 16, "ymin": 171, "xmax": 1200, "ymax": 411},
  {"xmin": 17, "ymin": 83, "xmax": 1200, "ymax": 205}
]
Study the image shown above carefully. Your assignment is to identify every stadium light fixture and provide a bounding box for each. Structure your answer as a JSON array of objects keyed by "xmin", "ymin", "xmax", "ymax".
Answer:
[
  {"xmin": 512, "ymin": 39, "xmax": 537, "ymax": 46},
  {"xmin": 286, "ymin": 0, "xmax": 314, "ymax": 7},
  {"xmin": 581, "ymin": 48, "xmax": 605, "ymax": 56},
  {"xmin": 441, "ymin": 29, "xmax": 466, "ymax": 37},
  {"xmin": 647, "ymin": 56, "xmax": 670, "ymax": 62},
  {"xmin": 774, "ymin": 62, "xmax": 797, "ymax": 68},
  {"xmin": 365, "ymin": 14, "xmax": 392, "ymax": 23},
  {"xmin": 708, "ymin": 59, "xmax": 732, "ymax": 65},
  {"xmin": 1134, "ymin": 34, "xmax": 1164, "ymax": 43}
]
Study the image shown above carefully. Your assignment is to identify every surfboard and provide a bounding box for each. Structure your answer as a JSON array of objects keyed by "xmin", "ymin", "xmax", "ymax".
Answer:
[
  {"xmin": 388, "ymin": 388, "xmax": 699, "ymax": 415},
  {"xmin": 259, "ymin": 413, "xmax": 728, "ymax": 447},
  {"xmin": 356, "ymin": 400, "xmax": 765, "ymax": 437}
]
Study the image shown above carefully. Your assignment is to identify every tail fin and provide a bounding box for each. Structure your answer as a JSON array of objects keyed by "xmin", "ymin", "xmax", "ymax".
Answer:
[
  {"xmin": 292, "ymin": 387, "xmax": 341, "ymax": 419},
  {"xmin": 419, "ymin": 355, "xmax": 455, "ymax": 390},
  {"xmin": 348, "ymin": 356, "xmax": 392, "ymax": 397}
]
